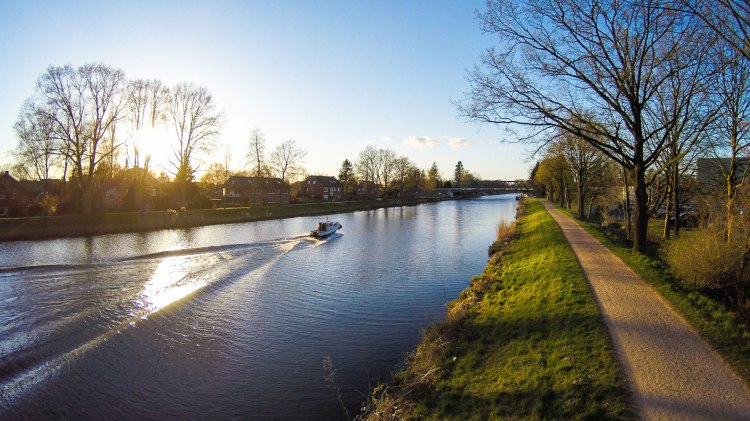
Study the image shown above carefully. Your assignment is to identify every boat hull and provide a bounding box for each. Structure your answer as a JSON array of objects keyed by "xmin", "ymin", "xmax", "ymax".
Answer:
[{"xmin": 310, "ymin": 222, "xmax": 342, "ymax": 238}]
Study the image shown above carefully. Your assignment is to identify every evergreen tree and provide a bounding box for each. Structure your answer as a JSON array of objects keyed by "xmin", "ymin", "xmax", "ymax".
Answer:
[
  {"xmin": 338, "ymin": 159, "xmax": 354, "ymax": 199},
  {"xmin": 454, "ymin": 161, "xmax": 465, "ymax": 184},
  {"xmin": 427, "ymin": 162, "xmax": 440, "ymax": 191}
]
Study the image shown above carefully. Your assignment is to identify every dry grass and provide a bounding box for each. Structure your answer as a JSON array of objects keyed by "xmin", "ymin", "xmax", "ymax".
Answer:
[
  {"xmin": 488, "ymin": 217, "xmax": 518, "ymax": 259},
  {"xmin": 496, "ymin": 218, "xmax": 516, "ymax": 242}
]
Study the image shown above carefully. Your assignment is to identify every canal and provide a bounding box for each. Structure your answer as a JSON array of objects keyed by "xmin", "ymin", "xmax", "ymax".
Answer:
[{"xmin": 0, "ymin": 194, "xmax": 517, "ymax": 419}]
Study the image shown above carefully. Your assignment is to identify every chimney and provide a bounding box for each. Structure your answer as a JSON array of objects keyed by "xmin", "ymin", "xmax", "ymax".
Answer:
[{"xmin": 3, "ymin": 171, "xmax": 8, "ymax": 176}]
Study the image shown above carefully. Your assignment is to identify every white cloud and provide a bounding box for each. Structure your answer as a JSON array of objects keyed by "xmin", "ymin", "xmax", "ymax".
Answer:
[
  {"xmin": 448, "ymin": 137, "xmax": 470, "ymax": 149},
  {"xmin": 402, "ymin": 136, "xmax": 442, "ymax": 149}
]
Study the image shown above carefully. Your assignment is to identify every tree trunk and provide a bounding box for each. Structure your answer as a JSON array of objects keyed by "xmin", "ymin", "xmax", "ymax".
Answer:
[
  {"xmin": 673, "ymin": 161, "xmax": 681, "ymax": 237},
  {"xmin": 727, "ymin": 155, "xmax": 737, "ymax": 241},
  {"xmin": 663, "ymin": 193, "xmax": 672, "ymax": 240},
  {"xmin": 578, "ymin": 182, "xmax": 585, "ymax": 217},
  {"xmin": 632, "ymin": 165, "xmax": 649, "ymax": 253},
  {"xmin": 81, "ymin": 182, "xmax": 93, "ymax": 216},
  {"xmin": 663, "ymin": 170, "xmax": 672, "ymax": 240},
  {"xmin": 623, "ymin": 166, "xmax": 632, "ymax": 241},
  {"xmin": 559, "ymin": 169, "xmax": 566, "ymax": 208}
]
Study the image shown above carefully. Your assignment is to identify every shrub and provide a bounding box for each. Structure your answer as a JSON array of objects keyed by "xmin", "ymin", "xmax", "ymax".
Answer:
[{"xmin": 663, "ymin": 228, "xmax": 745, "ymax": 289}]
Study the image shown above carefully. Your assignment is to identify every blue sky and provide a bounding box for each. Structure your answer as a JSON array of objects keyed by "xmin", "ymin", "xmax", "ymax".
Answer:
[{"xmin": 0, "ymin": 0, "xmax": 532, "ymax": 181}]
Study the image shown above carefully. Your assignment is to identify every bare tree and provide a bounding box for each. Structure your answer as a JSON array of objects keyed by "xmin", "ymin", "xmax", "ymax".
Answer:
[
  {"xmin": 392, "ymin": 156, "xmax": 416, "ymax": 197},
  {"xmin": 648, "ymin": 22, "xmax": 716, "ymax": 238},
  {"xmin": 200, "ymin": 162, "xmax": 231, "ymax": 186},
  {"xmin": 221, "ymin": 143, "xmax": 233, "ymax": 181},
  {"xmin": 269, "ymin": 139, "xmax": 307, "ymax": 182},
  {"xmin": 355, "ymin": 144, "xmax": 381, "ymax": 190},
  {"xmin": 707, "ymin": 46, "xmax": 750, "ymax": 241},
  {"xmin": 166, "ymin": 82, "xmax": 224, "ymax": 206},
  {"xmin": 33, "ymin": 63, "xmax": 126, "ymax": 215},
  {"xmin": 378, "ymin": 148, "xmax": 396, "ymax": 196},
  {"xmin": 247, "ymin": 127, "xmax": 268, "ymax": 178},
  {"xmin": 680, "ymin": 0, "xmax": 750, "ymax": 60},
  {"xmin": 147, "ymin": 79, "xmax": 168, "ymax": 128},
  {"xmin": 459, "ymin": 0, "xmax": 708, "ymax": 252},
  {"xmin": 13, "ymin": 101, "xmax": 60, "ymax": 191},
  {"xmin": 536, "ymin": 151, "xmax": 573, "ymax": 209},
  {"xmin": 554, "ymin": 133, "xmax": 608, "ymax": 217},
  {"xmin": 354, "ymin": 145, "xmax": 398, "ymax": 196},
  {"xmin": 124, "ymin": 79, "xmax": 149, "ymax": 168},
  {"xmin": 97, "ymin": 120, "xmax": 121, "ymax": 179}
]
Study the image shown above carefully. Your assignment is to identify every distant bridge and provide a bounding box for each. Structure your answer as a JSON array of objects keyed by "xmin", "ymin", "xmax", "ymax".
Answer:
[{"xmin": 435, "ymin": 180, "xmax": 534, "ymax": 198}]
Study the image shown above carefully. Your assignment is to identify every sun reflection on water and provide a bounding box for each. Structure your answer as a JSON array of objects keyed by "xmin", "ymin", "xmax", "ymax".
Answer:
[{"xmin": 133, "ymin": 254, "xmax": 216, "ymax": 320}]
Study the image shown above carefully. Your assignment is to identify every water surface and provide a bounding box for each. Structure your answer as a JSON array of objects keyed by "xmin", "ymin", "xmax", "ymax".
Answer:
[{"xmin": 0, "ymin": 195, "xmax": 517, "ymax": 419}]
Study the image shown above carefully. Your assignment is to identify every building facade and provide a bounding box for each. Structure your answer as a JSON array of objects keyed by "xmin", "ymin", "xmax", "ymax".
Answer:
[
  {"xmin": 222, "ymin": 176, "xmax": 290, "ymax": 206},
  {"xmin": 355, "ymin": 180, "xmax": 380, "ymax": 200},
  {"xmin": 302, "ymin": 176, "xmax": 344, "ymax": 201},
  {"xmin": 0, "ymin": 171, "xmax": 35, "ymax": 217},
  {"xmin": 696, "ymin": 158, "xmax": 749, "ymax": 193}
]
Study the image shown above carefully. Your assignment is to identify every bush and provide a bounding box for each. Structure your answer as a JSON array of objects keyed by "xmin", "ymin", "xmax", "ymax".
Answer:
[{"xmin": 664, "ymin": 228, "xmax": 745, "ymax": 289}]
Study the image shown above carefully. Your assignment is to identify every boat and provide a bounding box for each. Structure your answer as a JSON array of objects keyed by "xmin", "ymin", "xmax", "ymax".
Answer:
[{"xmin": 310, "ymin": 220, "xmax": 342, "ymax": 238}]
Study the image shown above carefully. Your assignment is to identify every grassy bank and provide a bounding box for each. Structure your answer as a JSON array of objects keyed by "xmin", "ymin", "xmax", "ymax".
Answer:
[
  {"xmin": 0, "ymin": 198, "xmax": 440, "ymax": 242},
  {"xmin": 561, "ymin": 209, "xmax": 750, "ymax": 386},
  {"xmin": 365, "ymin": 200, "xmax": 632, "ymax": 420}
]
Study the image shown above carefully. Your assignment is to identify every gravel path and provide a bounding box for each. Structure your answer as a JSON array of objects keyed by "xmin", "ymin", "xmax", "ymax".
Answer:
[{"xmin": 544, "ymin": 202, "xmax": 750, "ymax": 420}]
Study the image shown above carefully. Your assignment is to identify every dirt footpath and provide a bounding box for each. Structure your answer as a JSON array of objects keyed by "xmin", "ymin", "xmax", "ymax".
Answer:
[{"xmin": 544, "ymin": 202, "xmax": 750, "ymax": 420}]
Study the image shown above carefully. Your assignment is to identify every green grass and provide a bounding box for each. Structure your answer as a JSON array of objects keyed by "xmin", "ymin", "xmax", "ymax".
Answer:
[
  {"xmin": 367, "ymin": 200, "xmax": 633, "ymax": 420},
  {"xmin": 0, "ymin": 198, "xmax": 439, "ymax": 241},
  {"xmin": 560, "ymin": 208, "xmax": 750, "ymax": 387}
]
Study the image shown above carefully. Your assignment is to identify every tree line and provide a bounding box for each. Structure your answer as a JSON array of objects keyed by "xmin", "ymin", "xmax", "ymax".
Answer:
[
  {"xmin": 10, "ymin": 64, "xmax": 224, "ymax": 215},
  {"xmin": 459, "ymin": 0, "xmax": 750, "ymax": 254},
  {"xmin": 6, "ymin": 63, "xmax": 484, "ymax": 213},
  {"xmin": 464, "ymin": 0, "xmax": 750, "ymax": 319},
  {"xmin": 335, "ymin": 145, "xmax": 482, "ymax": 200}
]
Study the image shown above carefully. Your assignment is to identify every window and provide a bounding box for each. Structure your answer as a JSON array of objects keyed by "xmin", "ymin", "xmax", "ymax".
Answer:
[
  {"xmin": 323, "ymin": 187, "xmax": 328, "ymax": 192},
  {"xmin": 0, "ymin": 207, "xmax": 7, "ymax": 216},
  {"xmin": 0, "ymin": 191, "xmax": 4, "ymax": 199},
  {"xmin": 10, "ymin": 191, "xmax": 15, "ymax": 199}
]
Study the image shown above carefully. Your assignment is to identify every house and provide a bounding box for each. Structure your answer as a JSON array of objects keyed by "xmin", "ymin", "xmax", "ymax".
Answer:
[
  {"xmin": 302, "ymin": 176, "xmax": 344, "ymax": 202},
  {"xmin": 355, "ymin": 180, "xmax": 380, "ymax": 200},
  {"xmin": 0, "ymin": 171, "xmax": 35, "ymax": 217},
  {"xmin": 222, "ymin": 176, "xmax": 290, "ymax": 206},
  {"xmin": 97, "ymin": 168, "xmax": 167, "ymax": 212},
  {"xmin": 19, "ymin": 179, "xmax": 64, "ymax": 216},
  {"xmin": 696, "ymin": 158, "xmax": 749, "ymax": 193}
]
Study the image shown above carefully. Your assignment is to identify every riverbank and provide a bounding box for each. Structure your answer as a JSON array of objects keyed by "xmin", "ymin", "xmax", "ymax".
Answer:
[
  {"xmin": 363, "ymin": 200, "xmax": 632, "ymax": 419},
  {"xmin": 0, "ymin": 198, "xmax": 442, "ymax": 242}
]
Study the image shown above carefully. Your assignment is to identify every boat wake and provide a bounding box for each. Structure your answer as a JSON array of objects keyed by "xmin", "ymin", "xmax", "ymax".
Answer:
[{"xmin": 0, "ymin": 233, "xmax": 325, "ymax": 410}]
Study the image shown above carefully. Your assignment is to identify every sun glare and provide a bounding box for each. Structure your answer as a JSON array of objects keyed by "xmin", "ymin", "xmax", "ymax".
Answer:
[{"xmin": 130, "ymin": 124, "xmax": 175, "ymax": 177}]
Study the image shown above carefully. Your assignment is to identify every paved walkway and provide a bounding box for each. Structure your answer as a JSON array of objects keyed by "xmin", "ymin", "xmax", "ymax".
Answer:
[{"xmin": 544, "ymin": 202, "xmax": 750, "ymax": 420}]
